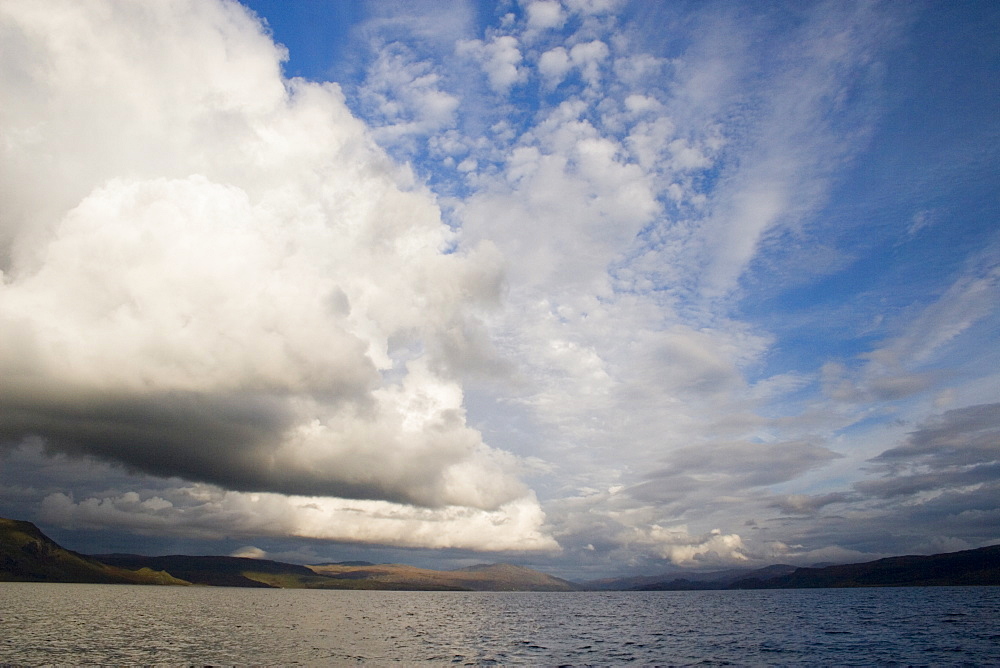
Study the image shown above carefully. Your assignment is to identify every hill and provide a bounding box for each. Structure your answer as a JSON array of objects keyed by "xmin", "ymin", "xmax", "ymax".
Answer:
[
  {"xmin": 307, "ymin": 562, "xmax": 579, "ymax": 591},
  {"xmin": 96, "ymin": 554, "xmax": 338, "ymax": 588},
  {"xmin": 0, "ymin": 518, "xmax": 186, "ymax": 585},
  {"xmin": 586, "ymin": 548, "xmax": 1000, "ymax": 591},
  {"xmin": 97, "ymin": 554, "xmax": 473, "ymax": 590},
  {"xmin": 730, "ymin": 545, "xmax": 1000, "ymax": 589},
  {"xmin": 630, "ymin": 564, "xmax": 799, "ymax": 591}
]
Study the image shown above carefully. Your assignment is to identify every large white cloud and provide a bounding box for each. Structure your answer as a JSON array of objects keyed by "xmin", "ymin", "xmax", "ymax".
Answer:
[
  {"xmin": 39, "ymin": 484, "xmax": 558, "ymax": 552},
  {"xmin": 0, "ymin": 0, "xmax": 552, "ymax": 547}
]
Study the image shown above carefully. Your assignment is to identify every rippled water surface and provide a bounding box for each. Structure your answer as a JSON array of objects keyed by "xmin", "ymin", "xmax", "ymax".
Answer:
[{"xmin": 2, "ymin": 584, "xmax": 999, "ymax": 665}]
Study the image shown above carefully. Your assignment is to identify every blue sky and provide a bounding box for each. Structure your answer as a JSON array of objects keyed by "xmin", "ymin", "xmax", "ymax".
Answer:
[{"xmin": 0, "ymin": 0, "xmax": 997, "ymax": 579}]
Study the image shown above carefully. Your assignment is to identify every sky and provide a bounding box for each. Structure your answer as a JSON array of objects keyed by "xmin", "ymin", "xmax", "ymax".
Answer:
[{"xmin": 0, "ymin": 0, "xmax": 997, "ymax": 581}]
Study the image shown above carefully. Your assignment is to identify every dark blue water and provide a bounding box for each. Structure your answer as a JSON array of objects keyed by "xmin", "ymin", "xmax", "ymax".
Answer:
[{"xmin": 2, "ymin": 584, "xmax": 998, "ymax": 665}]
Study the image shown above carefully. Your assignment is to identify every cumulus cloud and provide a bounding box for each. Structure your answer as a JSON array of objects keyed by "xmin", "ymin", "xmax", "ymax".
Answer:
[
  {"xmin": 542, "ymin": 485, "xmax": 752, "ymax": 571},
  {"xmin": 457, "ymin": 35, "xmax": 525, "ymax": 94},
  {"xmin": 535, "ymin": 40, "xmax": 608, "ymax": 89},
  {"xmin": 525, "ymin": 1, "xmax": 566, "ymax": 32},
  {"xmin": 0, "ymin": 0, "xmax": 551, "ymax": 547},
  {"xmin": 568, "ymin": 40, "xmax": 609, "ymax": 87},
  {"xmin": 646, "ymin": 527, "xmax": 747, "ymax": 566},
  {"xmin": 538, "ymin": 47, "xmax": 572, "ymax": 87}
]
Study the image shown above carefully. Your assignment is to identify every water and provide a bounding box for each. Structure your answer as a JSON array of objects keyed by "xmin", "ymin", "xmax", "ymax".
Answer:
[{"xmin": 1, "ymin": 584, "xmax": 998, "ymax": 665}]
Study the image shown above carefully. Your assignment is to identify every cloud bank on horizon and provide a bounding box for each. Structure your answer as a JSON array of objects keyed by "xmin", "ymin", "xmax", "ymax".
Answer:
[{"xmin": 0, "ymin": 0, "xmax": 997, "ymax": 577}]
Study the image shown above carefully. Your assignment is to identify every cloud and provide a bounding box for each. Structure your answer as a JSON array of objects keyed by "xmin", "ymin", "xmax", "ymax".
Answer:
[
  {"xmin": 0, "ymin": 0, "xmax": 550, "ymax": 546},
  {"xmin": 639, "ymin": 526, "xmax": 747, "ymax": 566},
  {"xmin": 858, "ymin": 402, "xmax": 1000, "ymax": 499},
  {"xmin": 821, "ymin": 249, "xmax": 999, "ymax": 405},
  {"xmin": 349, "ymin": 0, "xmax": 475, "ymax": 49},
  {"xmin": 457, "ymin": 35, "xmax": 525, "ymax": 94},
  {"xmin": 568, "ymin": 40, "xmax": 609, "ymax": 87},
  {"xmin": 632, "ymin": 440, "xmax": 842, "ymax": 504},
  {"xmin": 358, "ymin": 42, "xmax": 460, "ymax": 147},
  {"xmin": 760, "ymin": 403, "xmax": 1000, "ymax": 559},
  {"xmin": 543, "ymin": 486, "xmax": 752, "ymax": 570},
  {"xmin": 39, "ymin": 485, "xmax": 558, "ymax": 552},
  {"xmin": 3, "ymin": 0, "xmax": 995, "ymax": 574},
  {"xmin": 564, "ymin": 0, "xmax": 619, "ymax": 16},
  {"xmin": 525, "ymin": 1, "xmax": 566, "ymax": 32},
  {"xmin": 632, "ymin": 2, "xmax": 902, "ymax": 300},
  {"xmin": 538, "ymin": 47, "xmax": 572, "ymax": 87},
  {"xmin": 871, "ymin": 250, "xmax": 1000, "ymax": 368},
  {"xmin": 231, "ymin": 545, "xmax": 268, "ymax": 559},
  {"xmin": 535, "ymin": 40, "xmax": 609, "ymax": 90},
  {"xmin": 768, "ymin": 492, "xmax": 855, "ymax": 516},
  {"xmin": 459, "ymin": 99, "xmax": 659, "ymax": 291},
  {"xmin": 434, "ymin": 4, "xmax": 898, "ymax": 570}
]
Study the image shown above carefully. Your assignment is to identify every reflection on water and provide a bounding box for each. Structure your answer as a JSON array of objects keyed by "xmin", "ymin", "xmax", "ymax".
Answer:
[{"xmin": 1, "ymin": 584, "xmax": 999, "ymax": 665}]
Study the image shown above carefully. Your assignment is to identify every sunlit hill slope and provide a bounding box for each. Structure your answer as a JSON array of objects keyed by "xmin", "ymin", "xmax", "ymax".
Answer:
[{"xmin": 0, "ymin": 518, "xmax": 186, "ymax": 585}]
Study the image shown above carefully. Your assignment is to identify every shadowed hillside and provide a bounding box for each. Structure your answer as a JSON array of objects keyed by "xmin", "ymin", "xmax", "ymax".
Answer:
[
  {"xmin": 0, "ymin": 518, "xmax": 186, "ymax": 585},
  {"xmin": 96, "ymin": 554, "xmax": 468, "ymax": 590},
  {"xmin": 587, "ymin": 564, "xmax": 798, "ymax": 591},
  {"xmin": 308, "ymin": 562, "xmax": 580, "ymax": 591},
  {"xmin": 586, "ymin": 548, "xmax": 1000, "ymax": 591},
  {"xmin": 730, "ymin": 545, "xmax": 1000, "ymax": 589},
  {"xmin": 96, "ymin": 554, "xmax": 329, "ymax": 588}
]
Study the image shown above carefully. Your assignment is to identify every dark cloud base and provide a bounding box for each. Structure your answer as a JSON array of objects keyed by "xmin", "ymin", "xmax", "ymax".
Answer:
[{"xmin": 0, "ymin": 388, "xmax": 412, "ymax": 504}]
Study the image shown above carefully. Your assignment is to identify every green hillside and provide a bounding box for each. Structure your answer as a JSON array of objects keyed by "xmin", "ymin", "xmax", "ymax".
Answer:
[{"xmin": 0, "ymin": 518, "xmax": 187, "ymax": 585}]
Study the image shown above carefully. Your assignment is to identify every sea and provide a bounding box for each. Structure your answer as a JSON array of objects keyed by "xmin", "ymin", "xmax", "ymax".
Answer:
[{"xmin": 1, "ymin": 584, "xmax": 998, "ymax": 666}]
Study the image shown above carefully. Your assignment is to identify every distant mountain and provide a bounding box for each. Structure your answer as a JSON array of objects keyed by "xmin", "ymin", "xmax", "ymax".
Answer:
[
  {"xmin": 628, "ymin": 565, "xmax": 798, "ymax": 591},
  {"xmin": 582, "ymin": 571, "xmax": 684, "ymax": 591},
  {"xmin": 584, "ymin": 564, "xmax": 797, "ymax": 591},
  {"xmin": 0, "ymin": 518, "xmax": 186, "ymax": 585},
  {"xmin": 308, "ymin": 562, "xmax": 580, "ymax": 591},
  {"xmin": 730, "ymin": 545, "xmax": 1000, "ymax": 589},
  {"xmin": 596, "ymin": 547, "xmax": 1000, "ymax": 591},
  {"xmin": 456, "ymin": 563, "xmax": 580, "ymax": 591}
]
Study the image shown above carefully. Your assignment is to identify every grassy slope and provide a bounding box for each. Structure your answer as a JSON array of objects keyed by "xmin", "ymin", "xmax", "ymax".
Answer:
[
  {"xmin": 97, "ymin": 554, "xmax": 325, "ymax": 588},
  {"xmin": 0, "ymin": 518, "xmax": 187, "ymax": 585},
  {"xmin": 308, "ymin": 562, "xmax": 580, "ymax": 591}
]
